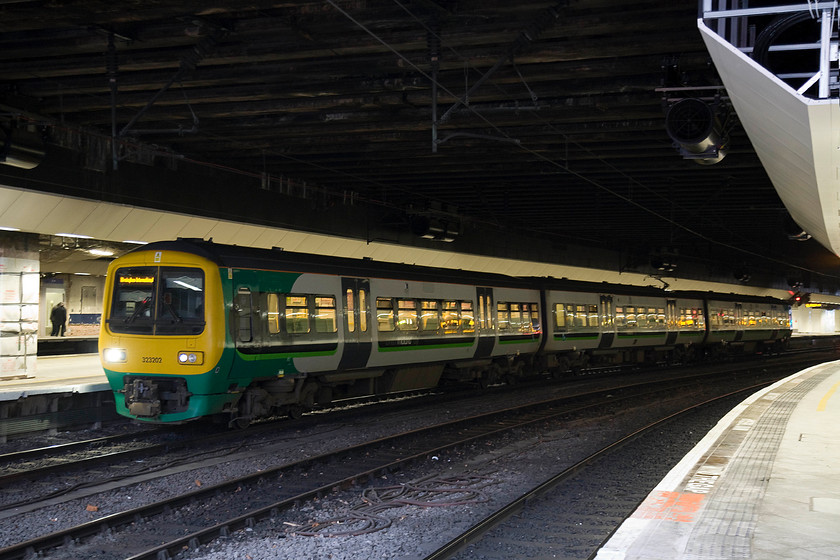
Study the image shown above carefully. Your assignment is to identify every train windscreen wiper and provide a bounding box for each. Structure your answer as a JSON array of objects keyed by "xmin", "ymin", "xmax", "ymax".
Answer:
[{"xmin": 125, "ymin": 297, "xmax": 152, "ymax": 323}]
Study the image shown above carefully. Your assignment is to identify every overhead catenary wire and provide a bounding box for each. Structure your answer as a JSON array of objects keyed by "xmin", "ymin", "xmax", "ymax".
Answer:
[{"xmin": 332, "ymin": 0, "xmax": 840, "ymax": 281}]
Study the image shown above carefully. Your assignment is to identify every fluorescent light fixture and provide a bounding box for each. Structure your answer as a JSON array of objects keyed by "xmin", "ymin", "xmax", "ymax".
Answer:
[
  {"xmin": 56, "ymin": 232, "xmax": 93, "ymax": 239},
  {"xmin": 74, "ymin": 272, "xmax": 91, "ymax": 276},
  {"xmin": 89, "ymin": 248, "xmax": 115, "ymax": 257},
  {"xmin": 0, "ymin": 226, "xmax": 21, "ymax": 232},
  {"xmin": 122, "ymin": 240, "xmax": 148, "ymax": 245}
]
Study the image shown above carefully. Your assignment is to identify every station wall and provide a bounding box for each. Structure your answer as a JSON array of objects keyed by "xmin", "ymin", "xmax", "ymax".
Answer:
[
  {"xmin": 791, "ymin": 306, "xmax": 840, "ymax": 335},
  {"xmin": 40, "ymin": 274, "xmax": 105, "ymax": 337}
]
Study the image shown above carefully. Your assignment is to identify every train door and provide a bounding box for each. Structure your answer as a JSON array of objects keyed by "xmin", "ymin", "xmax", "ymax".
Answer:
[
  {"xmin": 338, "ymin": 277, "xmax": 371, "ymax": 370},
  {"xmin": 598, "ymin": 295, "xmax": 614, "ymax": 348},
  {"xmin": 474, "ymin": 287, "xmax": 495, "ymax": 358}
]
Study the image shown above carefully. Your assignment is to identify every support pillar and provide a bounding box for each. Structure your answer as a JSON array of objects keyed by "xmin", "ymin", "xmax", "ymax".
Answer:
[{"xmin": 0, "ymin": 232, "xmax": 39, "ymax": 379}]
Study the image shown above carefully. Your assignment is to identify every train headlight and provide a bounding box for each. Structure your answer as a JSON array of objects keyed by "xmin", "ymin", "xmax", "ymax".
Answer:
[
  {"xmin": 103, "ymin": 348, "xmax": 127, "ymax": 363},
  {"xmin": 177, "ymin": 351, "xmax": 204, "ymax": 365}
]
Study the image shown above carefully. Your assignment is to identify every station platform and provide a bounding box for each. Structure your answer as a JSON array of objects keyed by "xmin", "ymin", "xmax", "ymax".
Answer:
[
  {"xmin": 0, "ymin": 354, "xmax": 114, "ymax": 440},
  {"xmin": 0, "ymin": 354, "xmax": 109, "ymax": 402},
  {"xmin": 595, "ymin": 360, "xmax": 840, "ymax": 560}
]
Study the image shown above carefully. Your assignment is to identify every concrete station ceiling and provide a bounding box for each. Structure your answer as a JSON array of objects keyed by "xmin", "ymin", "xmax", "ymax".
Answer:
[{"xmin": 0, "ymin": 1, "xmax": 838, "ymax": 293}]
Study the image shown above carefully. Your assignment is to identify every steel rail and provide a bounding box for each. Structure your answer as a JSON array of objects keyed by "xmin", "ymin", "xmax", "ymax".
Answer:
[
  {"xmin": 0, "ymin": 352, "xmax": 828, "ymax": 559},
  {"xmin": 422, "ymin": 383, "xmax": 773, "ymax": 560}
]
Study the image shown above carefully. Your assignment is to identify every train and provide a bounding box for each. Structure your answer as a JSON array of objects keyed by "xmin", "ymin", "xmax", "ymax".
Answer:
[{"xmin": 98, "ymin": 239, "xmax": 792, "ymax": 426}]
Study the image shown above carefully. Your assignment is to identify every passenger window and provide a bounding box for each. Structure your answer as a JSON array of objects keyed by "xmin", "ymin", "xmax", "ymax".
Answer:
[
  {"xmin": 442, "ymin": 301, "xmax": 460, "ymax": 334},
  {"xmin": 285, "ymin": 295, "xmax": 310, "ymax": 334},
  {"xmin": 509, "ymin": 303, "xmax": 523, "ymax": 331},
  {"xmin": 397, "ymin": 299, "xmax": 418, "ymax": 331},
  {"xmin": 530, "ymin": 304, "xmax": 541, "ymax": 332},
  {"xmin": 615, "ymin": 306, "xmax": 626, "ymax": 328},
  {"xmin": 420, "ymin": 300, "xmax": 440, "ymax": 332},
  {"xmin": 497, "ymin": 302, "xmax": 511, "ymax": 332},
  {"xmin": 482, "ymin": 295, "xmax": 494, "ymax": 330},
  {"xmin": 359, "ymin": 290, "xmax": 368, "ymax": 332},
  {"xmin": 564, "ymin": 304, "xmax": 575, "ymax": 329},
  {"xmin": 625, "ymin": 306, "xmax": 637, "ymax": 328},
  {"xmin": 315, "ymin": 296, "xmax": 337, "ymax": 333},
  {"xmin": 345, "ymin": 289, "xmax": 355, "ymax": 333},
  {"xmin": 267, "ymin": 293, "xmax": 280, "ymax": 334},
  {"xmin": 588, "ymin": 305, "xmax": 599, "ymax": 327},
  {"xmin": 554, "ymin": 303, "xmax": 566, "ymax": 330},
  {"xmin": 376, "ymin": 298, "xmax": 395, "ymax": 331},
  {"xmin": 235, "ymin": 287, "xmax": 252, "ymax": 342},
  {"xmin": 461, "ymin": 301, "xmax": 475, "ymax": 333},
  {"xmin": 574, "ymin": 305, "xmax": 586, "ymax": 327},
  {"xmin": 636, "ymin": 307, "xmax": 648, "ymax": 328}
]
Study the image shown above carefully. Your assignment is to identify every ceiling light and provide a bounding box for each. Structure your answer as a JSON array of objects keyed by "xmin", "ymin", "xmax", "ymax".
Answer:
[
  {"xmin": 56, "ymin": 232, "xmax": 93, "ymax": 239},
  {"xmin": 89, "ymin": 248, "xmax": 114, "ymax": 257},
  {"xmin": 0, "ymin": 226, "xmax": 21, "ymax": 232},
  {"xmin": 122, "ymin": 240, "xmax": 148, "ymax": 245}
]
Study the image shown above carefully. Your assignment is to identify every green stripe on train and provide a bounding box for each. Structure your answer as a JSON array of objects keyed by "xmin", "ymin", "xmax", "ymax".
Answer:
[
  {"xmin": 236, "ymin": 349, "xmax": 337, "ymax": 360},
  {"xmin": 378, "ymin": 341, "xmax": 475, "ymax": 352}
]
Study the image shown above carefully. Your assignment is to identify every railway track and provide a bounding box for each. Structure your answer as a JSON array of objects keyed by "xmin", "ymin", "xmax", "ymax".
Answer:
[
  {"xmin": 424, "ymin": 388, "xmax": 755, "ymax": 560},
  {"xmin": 0, "ymin": 356, "xmax": 815, "ymax": 560}
]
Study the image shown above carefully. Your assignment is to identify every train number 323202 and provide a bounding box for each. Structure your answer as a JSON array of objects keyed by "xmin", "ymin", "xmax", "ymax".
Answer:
[{"xmin": 142, "ymin": 356, "xmax": 163, "ymax": 363}]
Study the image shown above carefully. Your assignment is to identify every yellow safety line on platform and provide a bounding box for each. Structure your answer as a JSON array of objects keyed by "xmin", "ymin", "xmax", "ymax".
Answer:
[{"xmin": 817, "ymin": 381, "xmax": 840, "ymax": 412}]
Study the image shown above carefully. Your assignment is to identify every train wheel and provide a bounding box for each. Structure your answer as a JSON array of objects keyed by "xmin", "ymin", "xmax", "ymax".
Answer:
[
  {"xmin": 230, "ymin": 416, "xmax": 251, "ymax": 429},
  {"xmin": 288, "ymin": 405, "xmax": 305, "ymax": 419}
]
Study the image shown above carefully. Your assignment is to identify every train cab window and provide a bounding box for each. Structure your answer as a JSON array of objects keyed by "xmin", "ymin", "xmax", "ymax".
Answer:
[
  {"xmin": 156, "ymin": 269, "xmax": 205, "ymax": 335},
  {"xmin": 376, "ymin": 298, "xmax": 395, "ymax": 331},
  {"xmin": 285, "ymin": 295, "xmax": 310, "ymax": 334},
  {"xmin": 267, "ymin": 293, "xmax": 280, "ymax": 334},
  {"xmin": 314, "ymin": 296, "xmax": 337, "ymax": 333},
  {"xmin": 345, "ymin": 289, "xmax": 356, "ymax": 333},
  {"xmin": 461, "ymin": 301, "xmax": 475, "ymax": 333},
  {"xmin": 397, "ymin": 299, "xmax": 418, "ymax": 331},
  {"xmin": 110, "ymin": 266, "xmax": 206, "ymax": 336},
  {"xmin": 109, "ymin": 266, "xmax": 157, "ymax": 333},
  {"xmin": 420, "ymin": 300, "xmax": 440, "ymax": 332},
  {"xmin": 442, "ymin": 301, "xmax": 460, "ymax": 334}
]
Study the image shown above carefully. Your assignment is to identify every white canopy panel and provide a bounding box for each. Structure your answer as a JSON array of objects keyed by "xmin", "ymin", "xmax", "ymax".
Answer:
[{"xmin": 699, "ymin": 18, "xmax": 840, "ymax": 257}]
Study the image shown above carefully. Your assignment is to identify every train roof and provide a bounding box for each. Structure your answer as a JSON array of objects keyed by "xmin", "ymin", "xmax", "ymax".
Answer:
[{"xmin": 128, "ymin": 239, "xmax": 789, "ymax": 305}]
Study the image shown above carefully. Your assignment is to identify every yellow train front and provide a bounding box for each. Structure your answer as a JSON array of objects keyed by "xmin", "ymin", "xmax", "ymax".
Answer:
[{"xmin": 99, "ymin": 242, "xmax": 233, "ymax": 423}]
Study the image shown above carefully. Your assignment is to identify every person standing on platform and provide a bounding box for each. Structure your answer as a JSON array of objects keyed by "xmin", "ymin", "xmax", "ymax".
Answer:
[{"xmin": 50, "ymin": 301, "xmax": 67, "ymax": 337}]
